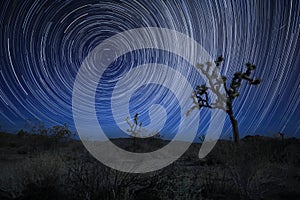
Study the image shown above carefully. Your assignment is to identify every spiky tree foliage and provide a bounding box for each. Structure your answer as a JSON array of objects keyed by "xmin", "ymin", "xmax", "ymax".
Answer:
[{"xmin": 187, "ymin": 56, "xmax": 261, "ymax": 143}]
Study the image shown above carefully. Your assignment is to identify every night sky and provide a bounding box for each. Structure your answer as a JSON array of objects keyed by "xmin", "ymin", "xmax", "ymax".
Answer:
[{"xmin": 0, "ymin": 0, "xmax": 299, "ymax": 140}]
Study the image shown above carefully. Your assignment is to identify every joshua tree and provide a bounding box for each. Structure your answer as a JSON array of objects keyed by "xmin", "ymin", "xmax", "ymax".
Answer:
[
  {"xmin": 187, "ymin": 56, "xmax": 261, "ymax": 143},
  {"xmin": 125, "ymin": 113, "xmax": 162, "ymax": 139},
  {"xmin": 125, "ymin": 113, "xmax": 143, "ymax": 146}
]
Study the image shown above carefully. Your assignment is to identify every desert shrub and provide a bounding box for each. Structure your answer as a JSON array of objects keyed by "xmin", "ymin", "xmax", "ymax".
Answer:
[
  {"xmin": 22, "ymin": 134, "xmax": 55, "ymax": 153},
  {"xmin": 0, "ymin": 152, "xmax": 65, "ymax": 199},
  {"xmin": 221, "ymin": 140, "xmax": 286, "ymax": 199},
  {"xmin": 141, "ymin": 163, "xmax": 203, "ymax": 200},
  {"xmin": 195, "ymin": 138, "xmax": 297, "ymax": 199},
  {"xmin": 8, "ymin": 142, "xmax": 17, "ymax": 148},
  {"xmin": 20, "ymin": 179, "xmax": 65, "ymax": 200},
  {"xmin": 197, "ymin": 168, "xmax": 234, "ymax": 199},
  {"xmin": 49, "ymin": 124, "xmax": 71, "ymax": 143},
  {"xmin": 65, "ymin": 159, "xmax": 138, "ymax": 200},
  {"xmin": 17, "ymin": 129, "xmax": 28, "ymax": 137},
  {"xmin": 24, "ymin": 118, "xmax": 48, "ymax": 136},
  {"xmin": 21, "ymin": 120, "xmax": 72, "ymax": 151}
]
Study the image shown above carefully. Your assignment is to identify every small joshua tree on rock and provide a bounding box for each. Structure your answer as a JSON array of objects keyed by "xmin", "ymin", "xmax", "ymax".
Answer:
[
  {"xmin": 125, "ymin": 113, "xmax": 143, "ymax": 145},
  {"xmin": 187, "ymin": 56, "xmax": 261, "ymax": 144}
]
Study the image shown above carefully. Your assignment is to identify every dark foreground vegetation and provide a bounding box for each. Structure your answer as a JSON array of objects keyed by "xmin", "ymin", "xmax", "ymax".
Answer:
[{"xmin": 0, "ymin": 131, "xmax": 300, "ymax": 200}]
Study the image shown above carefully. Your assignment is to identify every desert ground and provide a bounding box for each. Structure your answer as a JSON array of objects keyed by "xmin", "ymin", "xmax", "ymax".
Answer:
[{"xmin": 0, "ymin": 132, "xmax": 300, "ymax": 200}]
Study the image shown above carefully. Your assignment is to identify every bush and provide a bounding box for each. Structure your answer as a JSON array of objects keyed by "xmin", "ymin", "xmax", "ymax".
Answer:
[{"xmin": 0, "ymin": 153, "xmax": 65, "ymax": 199}]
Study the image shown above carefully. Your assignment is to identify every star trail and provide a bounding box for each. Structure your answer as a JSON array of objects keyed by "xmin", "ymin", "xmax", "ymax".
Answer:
[{"xmin": 0, "ymin": 0, "xmax": 299, "ymax": 139}]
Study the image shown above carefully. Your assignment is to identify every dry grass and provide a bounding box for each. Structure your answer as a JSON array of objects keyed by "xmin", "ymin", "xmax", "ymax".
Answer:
[{"xmin": 0, "ymin": 133, "xmax": 300, "ymax": 200}]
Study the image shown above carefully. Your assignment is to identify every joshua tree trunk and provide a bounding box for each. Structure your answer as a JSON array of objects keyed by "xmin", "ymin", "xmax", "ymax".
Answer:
[{"xmin": 227, "ymin": 101, "xmax": 239, "ymax": 144}]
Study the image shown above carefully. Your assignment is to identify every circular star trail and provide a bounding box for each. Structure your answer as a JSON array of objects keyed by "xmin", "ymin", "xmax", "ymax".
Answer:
[{"xmin": 0, "ymin": 0, "xmax": 299, "ymax": 138}]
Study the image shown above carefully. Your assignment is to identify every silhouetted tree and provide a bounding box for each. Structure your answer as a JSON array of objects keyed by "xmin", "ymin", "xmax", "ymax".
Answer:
[
  {"xmin": 126, "ymin": 113, "xmax": 162, "ymax": 139},
  {"xmin": 24, "ymin": 118, "xmax": 48, "ymax": 135},
  {"xmin": 126, "ymin": 113, "xmax": 143, "ymax": 146},
  {"xmin": 187, "ymin": 56, "xmax": 261, "ymax": 143},
  {"xmin": 17, "ymin": 129, "xmax": 28, "ymax": 137},
  {"xmin": 49, "ymin": 123, "xmax": 71, "ymax": 142}
]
